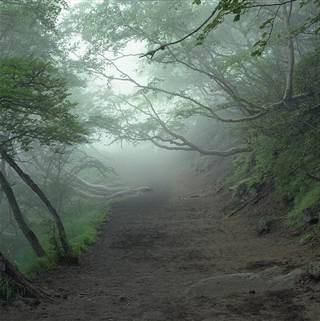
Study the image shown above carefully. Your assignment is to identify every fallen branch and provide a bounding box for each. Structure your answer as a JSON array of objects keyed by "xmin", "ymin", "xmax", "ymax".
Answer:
[
  {"xmin": 228, "ymin": 190, "xmax": 270, "ymax": 217},
  {"xmin": 72, "ymin": 185, "xmax": 152, "ymax": 200}
]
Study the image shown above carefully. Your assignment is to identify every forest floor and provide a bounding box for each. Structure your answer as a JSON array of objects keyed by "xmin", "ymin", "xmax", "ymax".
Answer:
[{"xmin": 1, "ymin": 170, "xmax": 320, "ymax": 321}]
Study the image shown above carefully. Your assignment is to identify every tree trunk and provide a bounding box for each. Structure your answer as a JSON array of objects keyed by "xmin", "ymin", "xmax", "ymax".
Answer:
[
  {"xmin": 0, "ymin": 252, "xmax": 52, "ymax": 300},
  {"xmin": 0, "ymin": 150, "xmax": 73, "ymax": 259},
  {"xmin": 282, "ymin": 0, "xmax": 294, "ymax": 101},
  {"xmin": 0, "ymin": 158, "xmax": 5, "ymax": 205},
  {"xmin": 0, "ymin": 170, "xmax": 46, "ymax": 257}
]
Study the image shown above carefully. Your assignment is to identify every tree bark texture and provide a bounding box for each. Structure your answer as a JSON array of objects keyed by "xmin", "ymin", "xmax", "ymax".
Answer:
[{"xmin": 0, "ymin": 170, "xmax": 46, "ymax": 257}]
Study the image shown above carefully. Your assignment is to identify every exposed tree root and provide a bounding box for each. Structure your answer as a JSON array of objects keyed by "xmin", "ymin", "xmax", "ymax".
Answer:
[
  {"xmin": 227, "ymin": 190, "xmax": 271, "ymax": 217},
  {"xmin": 0, "ymin": 252, "xmax": 54, "ymax": 301}
]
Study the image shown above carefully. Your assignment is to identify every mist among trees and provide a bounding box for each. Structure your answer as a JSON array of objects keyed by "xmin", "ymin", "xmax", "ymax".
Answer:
[{"xmin": 0, "ymin": 0, "xmax": 320, "ymax": 315}]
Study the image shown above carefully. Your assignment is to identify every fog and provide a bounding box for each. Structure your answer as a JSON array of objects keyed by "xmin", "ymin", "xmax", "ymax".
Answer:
[
  {"xmin": 0, "ymin": 0, "xmax": 319, "ymax": 306},
  {"xmin": 110, "ymin": 146, "xmax": 179, "ymax": 186}
]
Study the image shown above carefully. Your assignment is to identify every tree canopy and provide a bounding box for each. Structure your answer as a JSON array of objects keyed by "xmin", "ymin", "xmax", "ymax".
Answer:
[
  {"xmin": 1, "ymin": 0, "xmax": 320, "ymax": 303},
  {"xmin": 0, "ymin": 58, "xmax": 86, "ymax": 151}
]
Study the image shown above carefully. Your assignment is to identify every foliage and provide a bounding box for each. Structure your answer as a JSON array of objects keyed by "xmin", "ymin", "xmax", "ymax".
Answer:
[
  {"xmin": 0, "ymin": 198, "xmax": 109, "ymax": 293},
  {"xmin": 0, "ymin": 0, "xmax": 67, "ymax": 32},
  {"xmin": 1, "ymin": 0, "xmax": 320, "ymax": 299},
  {"xmin": 233, "ymin": 51, "xmax": 320, "ymax": 225},
  {"xmin": 0, "ymin": 57, "xmax": 87, "ymax": 150},
  {"xmin": 0, "ymin": 0, "xmax": 115, "ymax": 300},
  {"xmin": 0, "ymin": 275, "xmax": 18, "ymax": 301},
  {"xmin": 65, "ymin": 205, "xmax": 109, "ymax": 257},
  {"xmin": 295, "ymin": 48, "xmax": 320, "ymax": 93},
  {"xmin": 289, "ymin": 185, "xmax": 320, "ymax": 226},
  {"xmin": 193, "ymin": 0, "xmax": 320, "ymax": 55}
]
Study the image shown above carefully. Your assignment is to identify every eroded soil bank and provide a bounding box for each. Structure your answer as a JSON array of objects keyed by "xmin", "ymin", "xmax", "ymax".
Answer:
[{"xmin": 1, "ymin": 172, "xmax": 320, "ymax": 321}]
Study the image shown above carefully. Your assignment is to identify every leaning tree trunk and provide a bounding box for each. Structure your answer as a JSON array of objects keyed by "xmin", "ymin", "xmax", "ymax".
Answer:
[
  {"xmin": 0, "ymin": 158, "xmax": 5, "ymax": 205},
  {"xmin": 0, "ymin": 150, "xmax": 73, "ymax": 259},
  {"xmin": 0, "ymin": 170, "xmax": 46, "ymax": 257},
  {"xmin": 0, "ymin": 252, "xmax": 51, "ymax": 300}
]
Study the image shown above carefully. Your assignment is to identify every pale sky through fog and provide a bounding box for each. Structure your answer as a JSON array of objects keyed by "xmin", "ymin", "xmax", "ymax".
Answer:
[
  {"xmin": 65, "ymin": 0, "xmax": 147, "ymax": 95},
  {"xmin": 67, "ymin": 0, "xmax": 92, "ymax": 5},
  {"xmin": 64, "ymin": 0, "xmax": 149, "ymax": 150}
]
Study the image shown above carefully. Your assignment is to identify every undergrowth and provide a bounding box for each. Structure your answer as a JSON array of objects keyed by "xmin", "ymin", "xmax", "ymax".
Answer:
[
  {"xmin": 228, "ymin": 49, "xmax": 320, "ymax": 230},
  {"xmin": 231, "ymin": 132, "xmax": 320, "ymax": 232},
  {"xmin": 0, "ymin": 199, "xmax": 109, "ymax": 300},
  {"xmin": 0, "ymin": 277, "xmax": 17, "ymax": 301}
]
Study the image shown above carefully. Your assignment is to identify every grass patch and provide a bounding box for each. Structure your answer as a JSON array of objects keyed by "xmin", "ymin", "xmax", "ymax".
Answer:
[
  {"xmin": 288, "ymin": 184, "xmax": 320, "ymax": 227},
  {"xmin": 0, "ymin": 200, "xmax": 110, "ymax": 300},
  {"xmin": 65, "ymin": 208, "xmax": 109, "ymax": 257},
  {"xmin": 0, "ymin": 277, "xmax": 17, "ymax": 301}
]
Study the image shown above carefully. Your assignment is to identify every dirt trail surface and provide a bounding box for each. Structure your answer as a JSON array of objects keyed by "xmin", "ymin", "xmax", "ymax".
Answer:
[{"xmin": 1, "ymin": 173, "xmax": 320, "ymax": 321}]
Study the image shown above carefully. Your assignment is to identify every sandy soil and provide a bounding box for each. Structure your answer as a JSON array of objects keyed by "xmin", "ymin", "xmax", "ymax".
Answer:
[{"xmin": 1, "ymin": 172, "xmax": 320, "ymax": 321}]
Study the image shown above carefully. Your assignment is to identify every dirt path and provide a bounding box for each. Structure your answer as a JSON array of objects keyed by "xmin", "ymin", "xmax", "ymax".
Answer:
[{"xmin": 1, "ymin": 174, "xmax": 320, "ymax": 321}]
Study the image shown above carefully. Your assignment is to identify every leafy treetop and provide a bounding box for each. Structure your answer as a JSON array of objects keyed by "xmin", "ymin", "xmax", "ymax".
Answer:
[{"xmin": 0, "ymin": 58, "xmax": 87, "ymax": 151}]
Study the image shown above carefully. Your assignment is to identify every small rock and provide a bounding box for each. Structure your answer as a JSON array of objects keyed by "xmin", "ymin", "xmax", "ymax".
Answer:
[
  {"xmin": 269, "ymin": 268, "xmax": 304, "ymax": 290},
  {"xmin": 303, "ymin": 208, "xmax": 319, "ymax": 225},
  {"xmin": 190, "ymin": 194, "xmax": 200, "ymax": 198},
  {"xmin": 142, "ymin": 311, "xmax": 165, "ymax": 321},
  {"xmin": 257, "ymin": 218, "xmax": 272, "ymax": 235},
  {"xmin": 24, "ymin": 298, "xmax": 40, "ymax": 307},
  {"xmin": 306, "ymin": 262, "xmax": 320, "ymax": 281},
  {"xmin": 186, "ymin": 268, "xmax": 303, "ymax": 299},
  {"xmin": 12, "ymin": 299, "xmax": 25, "ymax": 309},
  {"xmin": 119, "ymin": 296, "xmax": 127, "ymax": 302},
  {"xmin": 229, "ymin": 178, "xmax": 251, "ymax": 200}
]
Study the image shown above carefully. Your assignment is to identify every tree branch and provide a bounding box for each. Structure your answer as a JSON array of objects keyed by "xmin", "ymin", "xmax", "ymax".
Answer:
[
  {"xmin": 140, "ymin": 2, "xmax": 221, "ymax": 59},
  {"xmin": 282, "ymin": 0, "xmax": 295, "ymax": 100},
  {"xmin": 140, "ymin": 0, "xmax": 298, "ymax": 58},
  {"xmin": 141, "ymin": 95, "xmax": 251, "ymax": 157}
]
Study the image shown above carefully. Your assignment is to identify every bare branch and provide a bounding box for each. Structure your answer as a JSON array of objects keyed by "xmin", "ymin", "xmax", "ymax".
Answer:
[
  {"xmin": 94, "ymin": 57, "xmax": 268, "ymax": 123},
  {"xmin": 140, "ymin": 0, "xmax": 298, "ymax": 59},
  {"xmin": 141, "ymin": 94, "xmax": 251, "ymax": 157},
  {"xmin": 140, "ymin": 2, "xmax": 221, "ymax": 59}
]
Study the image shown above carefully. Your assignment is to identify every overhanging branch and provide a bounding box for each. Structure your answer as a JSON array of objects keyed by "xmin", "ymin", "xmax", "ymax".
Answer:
[{"xmin": 140, "ymin": 0, "xmax": 298, "ymax": 59}]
